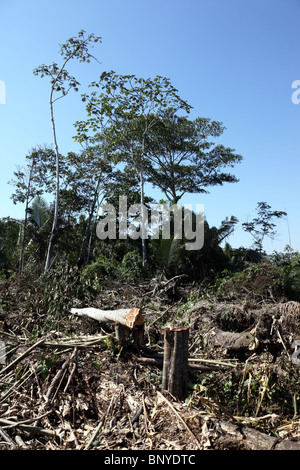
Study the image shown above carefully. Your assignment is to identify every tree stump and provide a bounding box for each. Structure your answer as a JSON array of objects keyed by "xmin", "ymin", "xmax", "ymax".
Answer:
[{"xmin": 162, "ymin": 326, "xmax": 189, "ymax": 400}]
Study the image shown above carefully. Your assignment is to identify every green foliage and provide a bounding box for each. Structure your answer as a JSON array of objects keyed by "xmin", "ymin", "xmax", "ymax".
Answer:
[
  {"xmin": 184, "ymin": 220, "xmax": 230, "ymax": 281},
  {"xmin": 81, "ymin": 249, "xmax": 145, "ymax": 285},
  {"xmin": 194, "ymin": 359, "xmax": 300, "ymax": 419},
  {"xmin": 27, "ymin": 261, "xmax": 84, "ymax": 331},
  {"xmin": 156, "ymin": 237, "xmax": 186, "ymax": 277},
  {"xmin": 269, "ymin": 247, "xmax": 300, "ymax": 300},
  {"xmin": 9, "ymin": 147, "xmax": 57, "ymax": 205},
  {"xmin": 33, "ymin": 30, "xmax": 101, "ymax": 97},
  {"xmin": 224, "ymin": 244, "xmax": 263, "ymax": 271},
  {"xmin": 0, "ymin": 218, "xmax": 20, "ymax": 272},
  {"xmin": 120, "ymin": 250, "xmax": 144, "ymax": 282},
  {"xmin": 82, "ymin": 254, "xmax": 117, "ymax": 287},
  {"xmin": 214, "ymin": 261, "xmax": 287, "ymax": 300},
  {"xmin": 145, "ymin": 109, "xmax": 243, "ymax": 204},
  {"xmin": 37, "ymin": 353, "xmax": 58, "ymax": 379},
  {"xmin": 28, "ymin": 196, "xmax": 50, "ymax": 228}
]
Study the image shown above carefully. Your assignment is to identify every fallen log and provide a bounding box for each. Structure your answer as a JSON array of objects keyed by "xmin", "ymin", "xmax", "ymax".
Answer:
[
  {"xmin": 188, "ymin": 300, "xmax": 300, "ymax": 358},
  {"xmin": 70, "ymin": 307, "xmax": 144, "ymax": 347},
  {"xmin": 70, "ymin": 307, "xmax": 144, "ymax": 328},
  {"xmin": 207, "ymin": 326, "xmax": 257, "ymax": 352}
]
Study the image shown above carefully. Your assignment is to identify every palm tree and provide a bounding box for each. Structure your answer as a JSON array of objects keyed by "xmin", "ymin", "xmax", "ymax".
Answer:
[{"xmin": 26, "ymin": 196, "xmax": 51, "ymax": 273}]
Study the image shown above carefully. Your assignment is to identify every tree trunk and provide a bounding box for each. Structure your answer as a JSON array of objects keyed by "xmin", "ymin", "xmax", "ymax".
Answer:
[
  {"xmin": 139, "ymin": 136, "xmax": 147, "ymax": 266},
  {"xmin": 44, "ymin": 96, "xmax": 59, "ymax": 273},
  {"xmin": 78, "ymin": 173, "xmax": 102, "ymax": 266},
  {"xmin": 19, "ymin": 162, "xmax": 35, "ymax": 275},
  {"xmin": 162, "ymin": 326, "xmax": 189, "ymax": 400},
  {"xmin": 140, "ymin": 170, "xmax": 147, "ymax": 266},
  {"xmin": 85, "ymin": 215, "xmax": 97, "ymax": 266},
  {"xmin": 208, "ymin": 327, "xmax": 257, "ymax": 352},
  {"xmin": 71, "ymin": 306, "xmax": 144, "ymax": 349},
  {"xmin": 70, "ymin": 306, "xmax": 144, "ymax": 327}
]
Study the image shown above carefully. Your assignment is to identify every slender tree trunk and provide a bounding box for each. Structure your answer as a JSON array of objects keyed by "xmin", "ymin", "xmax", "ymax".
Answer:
[
  {"xmin": 44, "ymin": 96, "xmax": 59, "ymax": 273},
  {"xmin": 19, "ymin": 164, "xmax": 34, "ymax": 275},
  {"xmin": 78, "ymin": 174, "xmax": 102, "ymax": 266},
  {"xmin": 130, "ymin": 138, "xmax": 147, "ymax": 266},
  {"xmin": 140, "ymin": 136, "xmax": 147, "ymax": 266},
  {"xmin": 42, "ymin": 45, "xmax": 83, "ymax": 273},
  {"xmin": 140, "ymin": 169, "xmax": 147, "ymax": 266},
  {"xmin": 86, "ymin": 214, "xmax": 98, "ymax": 265}
]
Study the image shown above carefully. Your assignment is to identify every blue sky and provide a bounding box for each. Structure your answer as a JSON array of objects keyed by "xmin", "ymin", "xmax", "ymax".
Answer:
[{"xmin": 0, "ymin": 0, "xmax": 299, "ymax": 253}]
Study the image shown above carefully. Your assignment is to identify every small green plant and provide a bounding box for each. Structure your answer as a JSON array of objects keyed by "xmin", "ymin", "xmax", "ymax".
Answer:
[
  {"xmin": 120, "ymin": 250, "xmax": 144, "ymax": 282},
  {"xmin": 37, "ymin": 354, "xmax": 58, "ymax": 379},
  {"xmin": 172, "ymin": 291, "xmax": 199, "ymax": 327}
]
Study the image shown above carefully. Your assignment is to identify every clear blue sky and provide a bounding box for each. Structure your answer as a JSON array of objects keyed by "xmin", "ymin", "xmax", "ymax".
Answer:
[{"xmin": 1, "ymin": 0, "xmax": 299, "ymax": 253}]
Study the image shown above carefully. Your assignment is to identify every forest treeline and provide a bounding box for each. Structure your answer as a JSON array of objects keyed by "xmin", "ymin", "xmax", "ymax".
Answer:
[{"xmin": 1, "ymin": 30, "xmax": 299, "ymax": 317}]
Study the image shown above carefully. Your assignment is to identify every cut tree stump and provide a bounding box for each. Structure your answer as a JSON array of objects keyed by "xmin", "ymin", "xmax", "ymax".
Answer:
[
  {"xmin": 162, "ymin": 326, "xmax": 189, "ymax": 400},
  {"xmin": 70, "ymin": 307, "xmax": 144, "ymax": 347}
]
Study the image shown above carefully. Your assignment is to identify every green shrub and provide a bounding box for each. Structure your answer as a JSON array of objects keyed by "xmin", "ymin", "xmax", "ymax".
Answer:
[
  {"xmin": 119, "ymin": 250, "xmax": 144, "ymax": 282},
  {"xmin": 82, "ymin": 254, "xmax": 119, "ymax": 286},
  {"xmin": 270, "ymin": 249, "xmax": 300, "ymax": 300},
  {"xmin": 215, "ymin": 262, "xmax": 287, "ymax": 300}
]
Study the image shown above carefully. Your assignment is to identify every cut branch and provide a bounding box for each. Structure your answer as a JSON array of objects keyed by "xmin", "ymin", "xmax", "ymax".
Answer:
[
  {"xmin": 70, "ymin": 307, "xmax": 144, "ymax": 348},
  {"xmin": 70, "ymin": 307, "xmax": 144, "ymax": 329},
  {"xmin": 157, "ymin": 391, "xmax": 202, "ymax": 449},
  {"xmin": 162, "ymin": 326, "xmax": 189, "ymax": 400},
  {"xmin": 0, "ymin": 418, "xmax": 56, "ymax": 438},
  {"xmin": 0, "ymin": 338, "xmax": 45, "ymax": 377}
]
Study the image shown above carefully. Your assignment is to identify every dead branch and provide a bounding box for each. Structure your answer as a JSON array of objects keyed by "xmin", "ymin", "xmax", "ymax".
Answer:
[
  {"xmin": 157, "ymin": 391, "xmax": 202, "ymax": 450},
  {"xmin": 45, "ymin": 348, "xmax": 77, "ymax": 402},
  {"xmin": 0, "ymin": 418, "xmax": 56, "ymax": 438},
  {"xmin": 0, "ymin": 337, "xmax": 45, "ymax": 377},
  {"xmin": 0, "ymin": 425, "xmax": 16, "ymax": 449}
]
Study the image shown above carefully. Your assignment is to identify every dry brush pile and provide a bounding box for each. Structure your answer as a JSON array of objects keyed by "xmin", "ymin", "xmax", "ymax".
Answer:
[{"xmin": 1, "ymin": 276, "xmax": 300, "ymax": 450}]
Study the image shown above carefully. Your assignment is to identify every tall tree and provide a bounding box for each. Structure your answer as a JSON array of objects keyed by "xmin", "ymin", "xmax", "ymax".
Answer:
[
  {"xmin": 145, "ymin": 109, "xmax": 243, "ymax": 204},
  {"xmin": 64, "ymin": 144, "xmax": 114, "ymax": 265},
  {"xmin": 9, "ymin": 147, "xmax": 56, "ymax": 274},
  {"xmin": 75, "ymin": 72, "xmax": 192, "ymax": 264},
  {"xmin": 33, "ymin": 30, "xmax": 101, "ymax": 272},
  {"xmin": 0, "ymin": 218, "xmax": 21, "ymax": 272}
]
